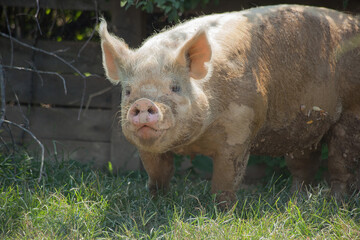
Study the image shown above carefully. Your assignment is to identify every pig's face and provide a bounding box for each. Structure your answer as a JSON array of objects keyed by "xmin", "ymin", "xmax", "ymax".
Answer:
[
  {"xmin": 99, "ymin": 20, "xmax": 212, "ymax": 153},
  {"xmin": 119, "ymin": 59, "xmax": 209, "ymax": 152}
]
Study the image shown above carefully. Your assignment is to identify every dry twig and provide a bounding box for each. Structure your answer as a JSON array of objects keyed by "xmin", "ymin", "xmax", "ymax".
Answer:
[
  {"xmin": 84, "ymin": 86, "xmax": 112, "ymax": 114},
  {"xmin": 77, "ymin": 0, "xmax": 99, "ymax": 58},
  {"xmin": 0, "ymin": 31, "xmax": 86, "ymax": 116},
  {"xmin": 3, "ymin": 8, "xmax": 13, "ymax": 66},
  {"xmin": 0, "ymin": 32, "xmax": 85, "ymax": 78},
  {"xmin": 1, "ymin": 58, "xmax": 45, "ymax": 182},
  {"xmin": 34, "ymin": 0, "xmax": 43, "ymax": 36},
  {"xmin": 13, "ymin": 92, "xmax": 30, "ymax": 128},
  {"xmin": 2, "ymin": 120, "xmax": 45, "ymax": 183},
  {"xmin": 0, "ymin": 59, "xmax": 5, "ymax": 126},
  {"xmin": 2, "ymin": 64, "xmax": 67, "ymax": 94}
]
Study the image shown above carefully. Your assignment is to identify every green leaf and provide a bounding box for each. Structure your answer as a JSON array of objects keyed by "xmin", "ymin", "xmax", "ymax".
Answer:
[
  {"xmin": 174, "ymin": 1, "xmax": 180, "ymax": 9},
  {"xmin": 120, "ymin": 0, "xmax": 127, "ymax": 7},
  {"xmin": 156, "ymin": 0, "xmax": 166, "ymax": 6},
  {"xmin": 108, "ymin": 161, "xmax": 113, "ymax": 173},
  {"xmin": 76, "ymin": 33, "xmax": 84, "ymax": 41},
  {"xmin": 74, "ymin": 11, "xmax": 82, "ymax": 21},
  {"xmin": 164, "ymin": 5, "xmax": 172, "ymax": 14},
  {"xmin": 145, "ymin": 1, "xmax": 154, "ymax": 13},
  {"xmin": 136, "ymin": 1, "xmax": 146, "ymax": 8}
]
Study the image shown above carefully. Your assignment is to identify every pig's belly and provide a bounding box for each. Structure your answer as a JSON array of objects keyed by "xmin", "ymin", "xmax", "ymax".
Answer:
[{"xmin": 250, "ymin": 113, "xmax": 335, "ymax": 156}]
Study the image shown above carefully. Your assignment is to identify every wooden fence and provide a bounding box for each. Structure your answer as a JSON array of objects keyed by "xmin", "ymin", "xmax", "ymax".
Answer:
[{"xmin": 1, "ymin": 0, "xmax": 144, "ymax": 171}]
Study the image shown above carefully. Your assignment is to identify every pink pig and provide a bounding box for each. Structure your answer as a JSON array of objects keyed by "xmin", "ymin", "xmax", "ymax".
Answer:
[{"xmin": 99, "ymin": 4, "xmax": 360, "ymax": 207}]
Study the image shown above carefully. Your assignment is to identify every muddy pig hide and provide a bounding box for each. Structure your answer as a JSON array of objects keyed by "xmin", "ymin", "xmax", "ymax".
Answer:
[{"xmin": 99, "ymin": 4, "xmax": 360, "ymax": 207}]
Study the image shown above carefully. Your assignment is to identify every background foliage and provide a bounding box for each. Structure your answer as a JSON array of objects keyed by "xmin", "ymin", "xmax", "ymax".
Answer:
[
  {"xmin": 0, "ymin": 7, "xmax": 100, "ymax": 41},
  {"xmin": 121, "ymin": 0, "xmax": 218, "ymax": 22}
]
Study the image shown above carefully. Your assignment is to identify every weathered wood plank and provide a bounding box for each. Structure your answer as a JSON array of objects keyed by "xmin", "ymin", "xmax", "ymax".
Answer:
[
  {"xmin": 32, "ymin": 73, "xmax": 112, "ymax": 108},
  {"xmin": 1, "ymin": 38, "xmax": 111, "ymax": 107},
  {"xmin": 5, "ymin": 70, "xmax": 32, "ymax": 103},
  {"xmin": 111, "ymin": 128, "xmax": 141, "ymax": 171},
  {"xmin": 0, "ymin": 36, "xmax": 103, "ymax": 75},
  {"xmin": 24, "ymin": 139, "xmax": 110, "ymax": 167},
  {"xmin": 109, "ymin": 0, "xmax": 145, "ymax": 48},
  {"xmin": 0, "ymin": 38, "xmax": 35, "ymax": 68},
  {"xmin": 28, "ymin": 106, "xmax": 112, "ymax": 142},
  {"xmin": 34, "ymin": 40, "xmax": 103, "ymax": 74},
  {"xmin": 110, "ymin": 88, "xmax": 141, "ymax": 171},
  {"xmin": 0, "ymin": 0, "xmax": 111, "ymax": 11}
]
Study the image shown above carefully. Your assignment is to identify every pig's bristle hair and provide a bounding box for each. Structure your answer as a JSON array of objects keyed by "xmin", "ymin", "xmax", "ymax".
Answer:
[
  {"xmin": 98, "ymin": 18, "xmax": 108, "ymax": 36},
  {"xmin": 98, "ymin": 18, "xmax": 128, "ymax": 48}
]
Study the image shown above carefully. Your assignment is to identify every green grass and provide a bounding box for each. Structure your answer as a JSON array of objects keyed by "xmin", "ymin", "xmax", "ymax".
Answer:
[{"xmin": 1, "ymin": 149, "xmax": 360, "ymax": 239}]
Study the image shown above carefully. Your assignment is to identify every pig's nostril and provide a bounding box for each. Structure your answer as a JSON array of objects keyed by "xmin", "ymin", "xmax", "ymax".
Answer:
[
  {"xmin": 134, "ymin": 109, "xmax": 140, "ymax": 116},
  {"xmin": 148, "ymin": 108, "xmax": 155, "ymax": 114}
]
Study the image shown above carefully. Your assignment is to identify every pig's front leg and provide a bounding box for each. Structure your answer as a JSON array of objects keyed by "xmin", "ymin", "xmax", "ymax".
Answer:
[
  {"xmin": 139, "ymin": 151, "xmax": 174, "ymax": 196},
  {"xmin": 211, "ymin": 145, "xmax": 250, "ymax": 208}
]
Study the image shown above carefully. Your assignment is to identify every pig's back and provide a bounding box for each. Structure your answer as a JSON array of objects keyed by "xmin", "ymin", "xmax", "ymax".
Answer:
[{"xmin": 141, "ymin": 4, "xmax": 357, "ymax": 55}]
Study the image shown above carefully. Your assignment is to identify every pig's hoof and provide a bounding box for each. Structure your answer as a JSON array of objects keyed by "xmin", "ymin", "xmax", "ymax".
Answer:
[
  {"xmin": 215, "ymin": 191, "xmax": 237, "ymax": 210},
  {"xmin": 149, "ymin": 187, "xmax": 158, "ymax": 198},
  {"xmin": 148, "ymin": 184, "xmax": 168, "ymax": 198}
]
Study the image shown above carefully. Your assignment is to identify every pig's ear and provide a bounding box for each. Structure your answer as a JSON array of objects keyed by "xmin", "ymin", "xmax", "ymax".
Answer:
[
  {"xmin": 98, "ymin": 19, "xmax": 131, "ymax": 84},
  {"xmin": 176, "ymin": 29, "xmax": 212, "ymax": 80}
]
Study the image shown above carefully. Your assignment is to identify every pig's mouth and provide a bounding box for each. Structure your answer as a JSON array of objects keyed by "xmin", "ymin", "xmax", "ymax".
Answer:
[{"xmin": 136, "ymin": 125, "xmax": 164, "ymax": 140}]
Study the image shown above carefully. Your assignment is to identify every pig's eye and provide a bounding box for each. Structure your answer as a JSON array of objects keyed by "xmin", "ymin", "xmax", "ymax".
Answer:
[
  {"xmin": 124, "ymin": 87, "xmax": 131, "ymax": 96},
  {"xmin": 171, "ymin": 84, "xmax": 181, "ymax": 93}
]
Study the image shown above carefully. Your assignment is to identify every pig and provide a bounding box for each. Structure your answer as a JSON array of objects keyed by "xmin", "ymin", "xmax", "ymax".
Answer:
[{"xmin": 99, "ymin": 4, "xmax": 360, "ymax": 206}]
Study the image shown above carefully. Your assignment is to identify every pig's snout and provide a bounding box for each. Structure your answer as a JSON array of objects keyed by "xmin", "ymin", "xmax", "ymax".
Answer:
[{"xmin": 128, "ymin": 98, "xmax": 160, "ymax": 128}]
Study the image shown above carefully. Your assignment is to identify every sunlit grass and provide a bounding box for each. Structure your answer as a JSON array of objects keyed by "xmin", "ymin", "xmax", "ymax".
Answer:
[{"xmin": 0, "ymin": 149, "xmax": 359, "ymax": 239}]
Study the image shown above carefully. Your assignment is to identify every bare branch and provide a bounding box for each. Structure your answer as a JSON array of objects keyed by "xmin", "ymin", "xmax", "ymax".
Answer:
[
  {"xmin": 77, "ymin": 0, "xmax": 99, "ymax": 58},
  {"xmin": 1, "ymin": 58, "xmax": 43, "ymax": 181},
  {"xmin": 13, "ymin": 92, "xmax": 30, "ymax": 128},
  {"xmin": 0, "ymin": 32, "xmax": 91, "ymax": 119},
  {"xmin": 26, "ymin": 60, "xmax": 44, "ymax": 86},
  {"xmin": 84, "ymin": 86, "xmax": 112, "ymax": 115},
  {"xmin": 78, "ymin": 78, "xmax": 87, "ymax": 120},
  {"xmin": 0, "ymin": 135, "xmax": 10, "ymax": 153},
  {"xmin": 2, "ymin": 64, "xmax": 67, "ymax": 95},
  {"xmin": 0, "ymin": 32, "xmax": 85, "ymax": 78},
  {"xmin": 4, "ymin": 8, "xmax": 14, "ymax": 66},
  {"xmin": 2, "ymin": 119, "xmax": 45, "ymax": 183},
  {"xmin": 75, "ymin": 0, "xmax": 100, "ymax": 120},
  {"xmin": 52, "ymin": 47, "xmax": 70, "ymax": 54},
  {"xmin": 0, "ymin": 58, "xmax": 6, "ymax": 126},
  {"xmin": 2, "ymin": 123, "xmax": 16, "ymax": 152},
  {"xmin": 34, "ymin": 0, "xmax": 43, "ymax": 36}
]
